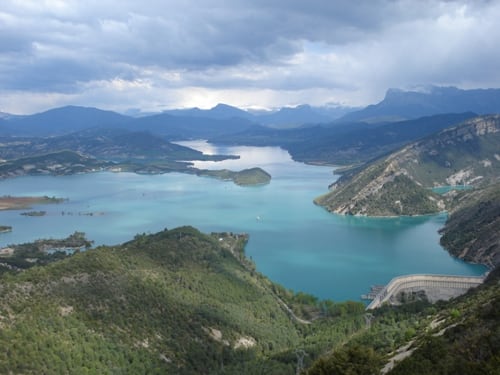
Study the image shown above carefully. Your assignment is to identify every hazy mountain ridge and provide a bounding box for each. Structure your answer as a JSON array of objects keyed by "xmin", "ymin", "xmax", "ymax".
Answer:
[
  {"xmin": 315, "ymin": 115, "xmax": 500, "ymax": 216},
  {"xmin": 1, "ymin": 86, "xmax": 499, "ymax": 140},
  {"xmin": 163, "ymin": 103, "xmax": 354, "ymax": 128},
  {"xmin": 0, "ymin": 103, "xmax": 342, "ymax": 138},
  {"xmin": 340, "ymin": 86, "xmax": 500, "ymax": 123},
  {"xmin": 2, "ymin": 106, "xmax": 132, "ymax": 136},
  {"xmin": 210, "ymin": 113, "xmax": 478, "ymax": 165}
]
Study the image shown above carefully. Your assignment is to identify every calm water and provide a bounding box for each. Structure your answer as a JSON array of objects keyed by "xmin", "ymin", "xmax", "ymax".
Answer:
[{"xmin": 0, "ymin": 141, "xmax": 486, "ymax": 301}]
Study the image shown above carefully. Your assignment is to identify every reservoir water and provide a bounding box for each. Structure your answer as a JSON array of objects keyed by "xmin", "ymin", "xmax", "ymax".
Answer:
[{"xmin": 0, "ymin": 141, "xmax": 486, "ymax": 301}]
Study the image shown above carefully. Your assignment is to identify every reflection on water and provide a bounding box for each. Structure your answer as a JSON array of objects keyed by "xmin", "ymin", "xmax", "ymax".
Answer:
[
  {"xmin": 176, "ymin": 140, "xmax": 297, "ymax": 175},
  {"xmin": 0, "ymin": 142, "xmax": 486, "ymax": 301}
]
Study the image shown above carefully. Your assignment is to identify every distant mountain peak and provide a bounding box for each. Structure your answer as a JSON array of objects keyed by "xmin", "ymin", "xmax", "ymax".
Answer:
[
  {"xmin": 0, "ymin": 111, "xmax": 14, "ymax": 119},
  {"xmin": 341, "ymin": 86, "xmax": 500, "ymax": 123},
  {"xmin": 212, "ymin": 103, "xmax": 238, "ymax": 110},
  {"xmin": 209, "ymin": 103, "xmax": 251, "ymax": 117}
]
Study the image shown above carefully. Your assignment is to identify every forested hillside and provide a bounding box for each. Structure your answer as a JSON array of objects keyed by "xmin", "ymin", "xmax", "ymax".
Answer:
[
  {"xmin": 439, "ymin": 182, "xmax": 500, "ymax": 268},
  {"xmin": 315, "ymin": 115, "xmax": 500, "ymax": 216},
  {"xmin": 0, "ymin": 227, "xmax": 368, "ymax": 374},
  {"xmin": 1, "ymin": 226, "xmax": 497, "ymax": 374}
]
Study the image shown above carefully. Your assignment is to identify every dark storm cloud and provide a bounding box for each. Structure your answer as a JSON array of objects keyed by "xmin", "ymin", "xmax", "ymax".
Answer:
[
  {"xmin": 0, "ymin": 1, "xmax": 425, "ymax": 87},
  {"xmin": 1, "ymin": 0, "xmax": 499, "ymax": 112}
]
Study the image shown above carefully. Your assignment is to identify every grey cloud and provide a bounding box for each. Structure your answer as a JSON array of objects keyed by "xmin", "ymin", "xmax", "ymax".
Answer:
[{"xmin": 0, "ymin": 0, "xmax": 499, "ymax": 110}]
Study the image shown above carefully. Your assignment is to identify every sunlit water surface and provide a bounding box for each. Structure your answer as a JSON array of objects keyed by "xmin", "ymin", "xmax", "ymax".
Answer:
[{"xmin": 0, "ymin": 141, "xmax": 486, "ymax": 301}]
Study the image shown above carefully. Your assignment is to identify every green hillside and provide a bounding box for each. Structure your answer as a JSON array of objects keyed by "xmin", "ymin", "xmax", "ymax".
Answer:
[
  {"xmin": 439, "ymin": 182, "xmax": 500, "ymax": 268},
  {"xmin": 316, "ymin": 115, "xmax": 500, "ymax": 216},
  {"xmin": 0, "ymin": 227, "xmax": 367, "ymax": 374},
  {"xmin": 0, "ymin": 226, "xmax": 498, "ymax": 373}
]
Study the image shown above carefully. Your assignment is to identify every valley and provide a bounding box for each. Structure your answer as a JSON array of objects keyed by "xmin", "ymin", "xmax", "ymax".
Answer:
[
  {"xmin": 0, "ymin": 87, "xmax": 498, "ymax": 374},
  {"xmin": 2, "ymin": 0, "xmax": 500, "ymax": 371}
]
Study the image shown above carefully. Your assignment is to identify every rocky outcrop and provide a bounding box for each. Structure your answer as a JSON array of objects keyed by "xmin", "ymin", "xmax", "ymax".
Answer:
[{"xmin": 316, "ymin": 115, "xmax": 500, "ymax": 216}]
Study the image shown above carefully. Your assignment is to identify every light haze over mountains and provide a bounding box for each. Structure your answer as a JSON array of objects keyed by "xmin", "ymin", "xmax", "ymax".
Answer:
[{"xmin": 2, "ymin": 86, "xmax": 500, "ymax": 136}]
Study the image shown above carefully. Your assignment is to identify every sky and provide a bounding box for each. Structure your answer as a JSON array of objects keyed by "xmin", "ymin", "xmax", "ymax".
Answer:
[{"xmin": 1, "ymin": 0, "xmax": 500, "ymax": 115}]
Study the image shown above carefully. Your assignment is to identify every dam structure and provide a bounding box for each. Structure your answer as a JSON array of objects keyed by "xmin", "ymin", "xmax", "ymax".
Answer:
[{"xmin": 366, "ymin": 274, "xmax": 485, "ymax": 310}]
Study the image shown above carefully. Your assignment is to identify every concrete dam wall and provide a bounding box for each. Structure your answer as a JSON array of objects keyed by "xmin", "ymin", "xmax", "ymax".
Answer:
[{"xmin": 366, "ymin": 274, "xmax": 485, "ymax": 310}]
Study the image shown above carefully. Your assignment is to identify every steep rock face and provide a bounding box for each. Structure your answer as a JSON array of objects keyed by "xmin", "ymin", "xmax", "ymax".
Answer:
[
  {"xmin": 315, "ymin": 160, "xmax": 443, "ymax": 216},
  {"xmin": 340, "ymin": 86, "xmax": 500, "ymax": 122},
  {"xmin": 316, "ymin": 115, "xmax": 500, "ymax": 216}
]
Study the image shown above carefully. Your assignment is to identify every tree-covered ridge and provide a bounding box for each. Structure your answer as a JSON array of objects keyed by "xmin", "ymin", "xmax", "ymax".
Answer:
[
  {"xmin": 316, "ymin": 115, "xmax": 500, "ymax": 216},
  {"xmin": 0, "ymin": 226, "xmax": 498, "ymax": 374},
  {"xmin": 0, "ymin": 227, "xmax": 368, "ymax": 374},
  {"xmin": 439, "ymin": 182, "xmax": 500, "ymax": 268}
]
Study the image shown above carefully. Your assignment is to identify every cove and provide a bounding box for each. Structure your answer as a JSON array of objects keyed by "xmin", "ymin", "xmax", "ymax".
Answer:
[{"xmin": 0, "ymin": 141, "xmax": 486, "ymax": 301}]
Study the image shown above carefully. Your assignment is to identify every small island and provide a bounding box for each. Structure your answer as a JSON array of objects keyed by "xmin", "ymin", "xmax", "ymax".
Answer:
[
  {"xmin": 0, "ymin": 225, "xmax": 12, "ymax": 233},
  {"xmin": 0, "ymin": 195, "xmax": 65, "ymax": 211},
  {"xmin": 197, "ymin": 167, "xmax": 271, "ymax": 186},
  {"xmin": 20, "ymin": 211, "xmax": 47, "ymax": 217}
]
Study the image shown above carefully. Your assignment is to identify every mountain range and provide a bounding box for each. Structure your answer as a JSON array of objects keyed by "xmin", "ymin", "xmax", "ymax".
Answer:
[
  {"xmin": 3, "ymin": 86, "xmax": 500, "ymax": 139},
  {"xmin": 340, "ymin": 86, "xmax": 500, "ymax": 122},
  {"xmin": 1, "ymin": 86, "xmax": 500, "ymax": 373}
]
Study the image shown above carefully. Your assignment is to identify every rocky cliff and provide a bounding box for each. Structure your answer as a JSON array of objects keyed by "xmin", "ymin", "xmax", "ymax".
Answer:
[{"xmin": 315, "ymin": 115, "xmax": 500, "ymax": 216}]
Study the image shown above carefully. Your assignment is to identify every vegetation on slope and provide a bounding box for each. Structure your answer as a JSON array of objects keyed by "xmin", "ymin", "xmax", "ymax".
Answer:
[
  {"xmin": 315, "ymin": 161, "xmax": 443, "ymax": 216},
  {"xmin": 0, "ymin": 226, "xmax": 497, "ymax": 374},
  {"xmin": 386, "ymin": 268, "xmax": 500, "ymax": 374},
  {"xmin": 316, "ymin": 115, "xmax": 500, "ymax": 216},
  {"xmin": 0, "ymin": 227, "xmax": 367, "ymax": 374},
  {"xmin": 306, "ymin": 267, "xmax": 500, "ymax": 374},
  {"xmin": 198, "ymin": 167, "xmax": 271, "ymax": 186},
  {"xmin": 439, "ymin": 182, "xmax": 500, "ymax": 268}
]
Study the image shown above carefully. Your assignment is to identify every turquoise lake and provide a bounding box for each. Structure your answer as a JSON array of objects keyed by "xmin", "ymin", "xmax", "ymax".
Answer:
[{"xmin": 0, "ymin": 141, "xmax": 486, "ymax": 301}]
